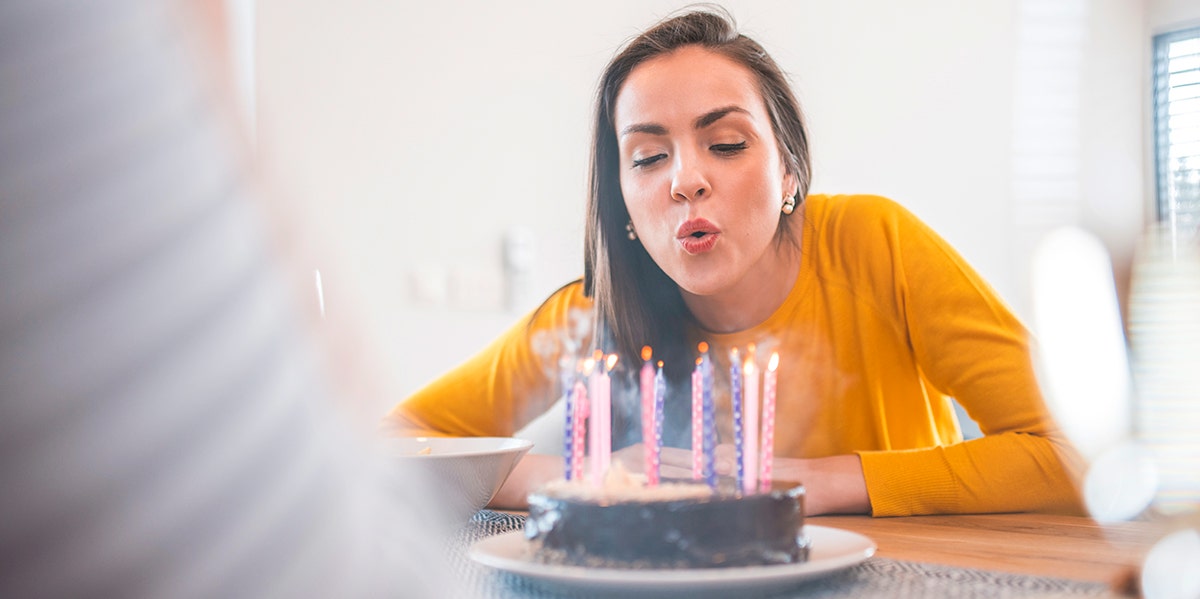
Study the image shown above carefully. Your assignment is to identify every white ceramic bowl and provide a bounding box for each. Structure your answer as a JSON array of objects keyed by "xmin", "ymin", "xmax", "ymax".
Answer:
[{"xmin": 386, "ymin": 437, "xmax": 533, "ymax": 523}]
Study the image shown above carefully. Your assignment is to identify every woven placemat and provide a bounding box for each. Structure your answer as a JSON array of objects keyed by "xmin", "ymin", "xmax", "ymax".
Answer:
[{"xmin": 446, "ymin": 510, "xmax": 1121, "ymax": 599}]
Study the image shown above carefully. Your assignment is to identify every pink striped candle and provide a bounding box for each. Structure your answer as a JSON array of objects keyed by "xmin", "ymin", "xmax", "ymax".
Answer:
[
  {"xmin": 742, "ymin": 345, "xmax": 759, "ymax": 495},
  {"xmin": 586, "ymin": 355, "xmax": 602, "ymax": 486},
  {"xmin": 571, "ymin": 374, "xmax": 588, "ymax": 481},
  {"xmin": 598, "ymin": 353, "xmax": 617, "ymax": 479},
  {"xmin": 691, "ymin": 352, "xmax": 704, "ymax": 481},
  {"xmin": 759, "ymin": 351, "xmax": 779, "ymax": 493},
  {"xmin": 640, "ymin": 346, "xmax": 654, "ymax": 482}
]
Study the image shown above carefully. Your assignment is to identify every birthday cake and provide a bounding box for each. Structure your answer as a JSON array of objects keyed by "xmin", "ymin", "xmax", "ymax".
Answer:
[{"xmin": 524, "ymin": 471, "xmax": 808, "ymax": 568}]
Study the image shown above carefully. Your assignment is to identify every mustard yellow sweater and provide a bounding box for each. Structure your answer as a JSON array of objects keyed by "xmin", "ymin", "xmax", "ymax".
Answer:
[{"xmin": 392, "ymin": 194, "xmax": 1084, "ymax": 516}]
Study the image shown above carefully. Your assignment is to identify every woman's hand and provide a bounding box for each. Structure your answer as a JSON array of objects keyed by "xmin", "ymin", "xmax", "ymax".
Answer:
[
  {"xmin": 612, "ymin": 443, "xmax": 698, "ymax": 480},
  {"xmin": 656, "ymin": 443, "xmax": 872, "ymax": 516},
  {"xmin": 491, "ymin": 444, "xmax": 871, "ymax": 516},
  {"xmin": 763, "ymin": 452, "xmax": 871, "ymax": 515}
]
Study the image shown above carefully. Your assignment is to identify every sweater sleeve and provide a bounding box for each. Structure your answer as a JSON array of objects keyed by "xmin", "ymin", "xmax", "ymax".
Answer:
[
  {"xmin": 847, "ymin": 197, "xmax": 1085, "ymax": 516},
  {"xmin": 385, "ymin": 282, "xmax": 592, "ymax": 437}
]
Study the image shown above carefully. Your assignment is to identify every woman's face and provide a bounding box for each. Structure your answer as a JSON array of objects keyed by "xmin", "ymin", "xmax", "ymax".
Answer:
[{"xmin": 613, "ymin": 46, "xmax": 796, "ymax": 298}]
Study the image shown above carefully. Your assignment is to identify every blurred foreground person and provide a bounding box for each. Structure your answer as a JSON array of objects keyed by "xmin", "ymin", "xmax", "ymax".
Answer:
[{"xmin": 0, "ymin": 2, "xmax": 447, "ymax": 597}]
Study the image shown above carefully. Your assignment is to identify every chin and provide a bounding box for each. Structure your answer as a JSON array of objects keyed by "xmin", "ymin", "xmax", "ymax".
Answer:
[
  {"xmin": 659, "ymin": 255, "xmax": 739, "ymax": 298},
  {"xmin": 674, "ymin": 274, "xmax": 735, "ymax": 299}
]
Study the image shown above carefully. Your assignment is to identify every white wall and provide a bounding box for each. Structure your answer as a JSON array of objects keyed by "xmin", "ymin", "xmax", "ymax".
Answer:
[
  {"xmin": 1149, "ymin": 0, "xmax": 1200, "ymax": 31},
  {"xmin": 257, "ymin": 0, "xmax": 1159, "ymax": 415}
]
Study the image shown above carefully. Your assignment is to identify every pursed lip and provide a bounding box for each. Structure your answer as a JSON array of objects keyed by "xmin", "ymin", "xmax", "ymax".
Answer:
[{"xmin": 676, "ymin": 218, "xmax": 721, "ymax": 255}]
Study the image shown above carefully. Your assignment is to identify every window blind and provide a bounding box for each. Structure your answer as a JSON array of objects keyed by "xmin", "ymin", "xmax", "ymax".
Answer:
[{"xmin": 1153, "ymin": 27, "xmax": 1200, "ymax": 238}]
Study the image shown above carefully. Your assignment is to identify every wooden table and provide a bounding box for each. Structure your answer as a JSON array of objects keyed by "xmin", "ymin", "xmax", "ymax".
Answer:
[
  {"xmin": 464, "ymin": 510, "xmax": 1199, "ymax": 598},
  {"xmin": 812, "ymin": 513, "xmax": 1174, "ymax": 592}
]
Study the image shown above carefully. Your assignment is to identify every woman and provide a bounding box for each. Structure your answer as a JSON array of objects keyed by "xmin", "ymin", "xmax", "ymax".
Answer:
[{"xmin": 387, "ymin": 8, "xmax": 1084, "ymax": 516}]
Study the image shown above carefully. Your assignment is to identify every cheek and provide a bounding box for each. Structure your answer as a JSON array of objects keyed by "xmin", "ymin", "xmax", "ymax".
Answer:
[
  {"xmin": 740, "ymin": 172, "xmax": 786, "ymax": 233},
  {"xmin": 620, "ymin": 175, "xmax": 662, "ymax": 223}
]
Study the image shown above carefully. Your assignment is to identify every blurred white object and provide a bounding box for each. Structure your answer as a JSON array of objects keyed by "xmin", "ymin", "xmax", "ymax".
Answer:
[
  {"xmin": 314, "ymin": 268, "xmax": 327, "ymax": 318},
  {"xmin": 1082, "ymin": 441, "xmax": 1158, "ymax": 523},
  {"xmin": 1031, "ymin": 226, "xmax": 1133, "ymax": 460},
  {"xmin": 0, "ymin": 1, "xmax": 450, "ymax": 597},
  {"xmin": 1128, "ymin": 227, "xmax": 1200, "ymax": 513},
  {"xmin": 1140, "ymin": 528, "xmax": 1200, "ymax": 599},
  {"xmin": 384, "ymin": 437, "xmax": 532, "ymax": 524}
]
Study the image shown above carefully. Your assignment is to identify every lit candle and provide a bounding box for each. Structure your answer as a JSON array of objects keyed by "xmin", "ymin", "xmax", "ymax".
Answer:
[
  {"xmin": 640, "ymin": 346, "xmax": 654, "ymax": 483},
  {"xmin": 587, "ymin": 352, "xmax": 603, "ymax": 486},
  {"xmin": 570, "ymin": 368, "xmax": 587, "ymax": 482},
  {"xmin": 730, "ymin": 348, "xmax": 743, "ymax": 492},
  {"xmin": 563, "ymin": 363, "xmax": 575, "ymax": 480},
  {"xmin": 759, "ymin": 351, "xmax": 779, "ymax": 493},
  {"xmin": 651, "ymin": 360, "xmax": 665, "ymax": 486},
  {"xmin": 743, "ymin": 345, "xmax": 759, "ymax": 495},
  {"xmin": 582, "ymin": 357, "xmax": 596, "ymax": 483},
  {"xmin": 599, "ymin": 353, "xmax": 617, "ymax": 480},
  {"xmin": 691, "ymin": 351, "xmax": 704, "ymax": 481},
  {"xmin": 701, "ymin": 343, "xmax": 716, "ymax": 489}
]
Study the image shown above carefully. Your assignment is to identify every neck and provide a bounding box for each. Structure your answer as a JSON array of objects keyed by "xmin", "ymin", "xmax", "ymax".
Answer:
[{"xmin": 681, "ymin": 225, "xmax": 803, "ymax": 334}]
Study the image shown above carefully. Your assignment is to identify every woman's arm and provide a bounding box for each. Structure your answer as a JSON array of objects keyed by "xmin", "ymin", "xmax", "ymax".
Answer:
[
  {"xmin": 607, "ymin": 444, "xmax": 870, "ymax": 516},
  {"xmin": 758, "ymin": 454, "xmax": 870, "ymax": 515},
  {"xmin": 842, "ymin": 196, "xmax": 1085, "ymax": 515},
  {"xmin": 384, "ymin": 281, "xmax": 592, "ymax": 439},
  {"xmin": 706, "ymin": 444, "xmax": 869, "ymax": 515},
  {"xmin": 489, "ymin": 454, "xmax": 564, "ymax": 509}
]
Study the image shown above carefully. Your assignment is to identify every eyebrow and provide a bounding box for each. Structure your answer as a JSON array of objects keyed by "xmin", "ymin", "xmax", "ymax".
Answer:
[
  {"xmin": 695, "ymin": 105, "xmax": 749, "ymax": 129},
  {"xmin": 619, "ymin": 105, "xmax": 751, "ymax": 138}
]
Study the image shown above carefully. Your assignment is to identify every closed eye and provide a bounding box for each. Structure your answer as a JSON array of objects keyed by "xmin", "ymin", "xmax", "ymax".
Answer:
[
  {"xmin": 711, "ymin": 142, "xmax": 747, "ymax": 155},
  {"xmin": 632, "ymin": 153, "xmax": 667, "ymax": 168}
]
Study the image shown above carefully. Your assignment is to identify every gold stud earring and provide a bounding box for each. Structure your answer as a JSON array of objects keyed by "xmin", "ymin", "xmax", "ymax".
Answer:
[
  {"xmin": 625, "ymin": 220, "xmax": 638, "ymax": 240},
  {"xmin": 782, "ymin": 195, "xmax": 797, "ymax": 215}
]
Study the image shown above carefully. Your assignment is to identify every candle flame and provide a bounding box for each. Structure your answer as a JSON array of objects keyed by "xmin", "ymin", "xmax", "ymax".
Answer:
[
  {"xmin": 606, "ymin": 354, "xmax": 619, "ymax": 371},
  {"xmin": 593, "ymin": 349, "xmax": 604, "ymax": 362},
  {"xmin": 698, "ymin": 341, "xmax": 709, "ymax": 353},
  {"xmin": 641, "ymin": 345, "xmax": 652, "ymax": 361},
  {"xmin": 730, "ymin": 347, "xmax": 739, "ymax": 360},
  {"xmin": 583, "ymin": 358, "xmax": 596, "ymax": 375},
  {"xmin": 696, "ymin": 357, "xmax": 703, "ymax": 367},
  {"xmin": 768, "ymin": 351, "xmax": 780, "ymax": 371},
  {"xmin": 657, "ymin": 360, "xmax": 664, "ymax": 368}
]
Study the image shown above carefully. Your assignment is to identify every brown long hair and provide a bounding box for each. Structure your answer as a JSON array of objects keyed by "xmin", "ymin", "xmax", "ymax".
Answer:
[{"xmin": 583, "ymin": 7, "xmax": 813, "ymax": 384}]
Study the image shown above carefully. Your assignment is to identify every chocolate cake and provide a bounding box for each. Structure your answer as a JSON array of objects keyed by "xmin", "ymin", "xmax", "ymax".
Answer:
[{"xmin": 525, "ymin": 476, "xmax": 808, "ymax": 568}]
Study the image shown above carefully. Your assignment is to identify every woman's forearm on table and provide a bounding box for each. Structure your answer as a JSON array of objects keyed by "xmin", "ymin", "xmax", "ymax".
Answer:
[
  {"xmin": 769, "ymin": 454, "xmax": 871, "ymax": 516},
  {"xmin": 489, "ymin": 454, "xmax": 563, "ymax": 510},
  {"xmin": 703, "ymin": 445, "xmax": 869, "ymax": 516}
]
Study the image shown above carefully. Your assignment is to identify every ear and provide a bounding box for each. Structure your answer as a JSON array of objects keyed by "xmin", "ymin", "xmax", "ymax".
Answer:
[{"xmin": 781, "ymin": 166, "xmax": 800, "ymax": 200}]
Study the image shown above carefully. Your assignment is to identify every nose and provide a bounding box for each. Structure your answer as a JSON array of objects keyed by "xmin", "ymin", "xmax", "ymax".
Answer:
[{"xmin": 669, "ymin": 150, "xmax": 709, "ymax": 202}]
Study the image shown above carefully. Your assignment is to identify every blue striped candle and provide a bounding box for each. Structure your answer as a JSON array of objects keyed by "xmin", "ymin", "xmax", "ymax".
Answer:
[
  {"xmin": 563, "ymin": 369, "xmax": 575, "ymax": 480},
  {"xmin": 701, "ymin": 345, "xmax": 716, "ymax": 489},
  {"xmin": 730, "ymin": 348, "xmax": 744, "ymax": 492}
]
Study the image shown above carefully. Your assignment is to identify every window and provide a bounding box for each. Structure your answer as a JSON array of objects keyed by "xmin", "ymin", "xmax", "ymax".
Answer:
[{"xmin": 1153, "ymin": 27, "xmax": 1200, "ymax": 238}]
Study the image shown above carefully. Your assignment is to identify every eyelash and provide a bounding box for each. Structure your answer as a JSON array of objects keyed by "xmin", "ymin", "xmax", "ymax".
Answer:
[
  {"xmin": 630, "ymin": 142, "xmax": 748, "ymax": 169},
  {"xmin": 632, "ymin": 154, "xmax": 665, "ymax": 168},
  {"xmin": 712, "ymin": 141, "xmax": 748, "ymax": 155}
]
